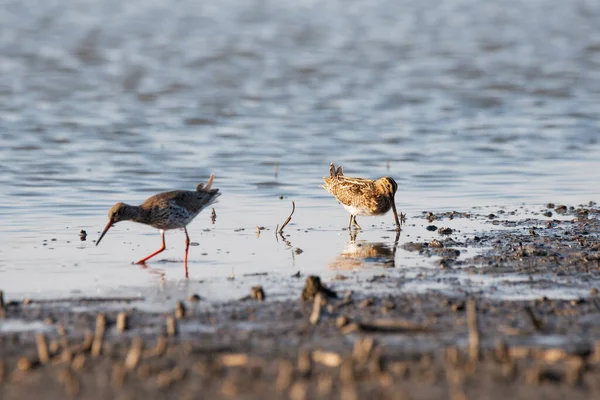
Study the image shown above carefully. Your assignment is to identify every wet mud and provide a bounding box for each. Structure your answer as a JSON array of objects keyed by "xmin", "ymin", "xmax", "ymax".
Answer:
[{"xmin": 2, "ymin": 204, "xmax": 600, "ymax": 399}]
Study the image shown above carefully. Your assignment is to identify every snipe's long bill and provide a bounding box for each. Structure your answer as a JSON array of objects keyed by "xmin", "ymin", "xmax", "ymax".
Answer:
[
  {"xmin": 322, "ymin": 163, "xmax": 404, "ymax": 231},
  {"xmin": 96, "ymin": 174, "xmax": 221, "ymax": 275}
]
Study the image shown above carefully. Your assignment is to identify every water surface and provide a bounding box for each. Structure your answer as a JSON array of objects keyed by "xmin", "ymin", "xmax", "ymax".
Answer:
[{"xmin": 1, "ymin": 0, "xmax": 599, "ymax": 304}]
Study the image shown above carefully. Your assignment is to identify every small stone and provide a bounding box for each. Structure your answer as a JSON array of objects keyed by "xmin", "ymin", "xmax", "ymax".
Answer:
[
  {"xmin": 175, "ymin": 301, "xmax": 186, "ymax": 319},
  {"xmin": 188, "ymin": 294, "xmax": 201, "ymax": 302},
  {"xmin": 336, "ymin": 316, "xmax": 349, "ymax": 328},
  {"xmin": 297, "ymin": 350, "xmax": 312, "ymax": 377},
  {"xmin": 166, "ymin": 316, "xmax": 177, "ymax": 336},
  {"xmin": 547, "ymin": 203, "xmax": 555, "ymax": 209},
  {"xmin": 301, "ymin": 276, "xmax": 337, "ymax": 301},
  {"xmin": 555, "ymin": 205, "xmax": 567, "ymax": 214},
  {"xmin": 438, "ymin": 227, "xmax": 453, "ymax": 235},
  {"xmin": 251, "ymin": 286, "xmax": 265, "ymax": 301},
  {"xmin": 570, "ymin": 298, "xmax": 584, "ymax": 306},
  {"xmin": 17, "ymin": 357, "xmax": 33, "ymax": 371},
  {"xmin": 359, "ymin": 298, "xmax": 374, "ymax": 308},
  {"xmin": 543, "ymin": 211, "xmax": 552, "ymax": 217},
  {"xmin": 381, "ymin": 300, "xmax": 395, "ymax": 312},
  {"xmin": 429, "ymin": 239, "xmax": 443, "ymax": 248},
  {"xmin": 426, "ymin": 225, "xmax": 438, "ymax": 232}
]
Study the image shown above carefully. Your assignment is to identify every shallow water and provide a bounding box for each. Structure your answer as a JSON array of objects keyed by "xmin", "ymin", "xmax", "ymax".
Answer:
[{"xmin": 1, "ymin": 0, "xmax": 599, "ymax": 305}]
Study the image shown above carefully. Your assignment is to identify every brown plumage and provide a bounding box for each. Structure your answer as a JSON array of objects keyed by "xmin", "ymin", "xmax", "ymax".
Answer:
[
  {"xmin": 322, "ymin": 163, "xmax": 403, "ymax": 230},
  {"xmin": 96, "ymin": 174, "xmax": 220, "ymax": 270}
]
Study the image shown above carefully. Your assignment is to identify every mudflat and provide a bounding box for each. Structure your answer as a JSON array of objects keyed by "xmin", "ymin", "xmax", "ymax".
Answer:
[{"xmin": 1, "ymin": 204, "xmax": 599, "ymax": 399}]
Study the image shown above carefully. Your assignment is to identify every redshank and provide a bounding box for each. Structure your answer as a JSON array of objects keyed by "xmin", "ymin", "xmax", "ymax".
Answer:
[
  {"xmin": 322, "ymin": 163, "xmax": 404, "ymax": 231},
  {"xmin": 96, "ymin": 174, "xmax": 220, "ymax": 268}
]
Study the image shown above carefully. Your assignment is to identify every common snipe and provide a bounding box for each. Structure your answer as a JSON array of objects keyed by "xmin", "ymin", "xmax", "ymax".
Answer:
[{"xmin": 322, "ymin": 163, "xmax": 403, "ymax": 231}]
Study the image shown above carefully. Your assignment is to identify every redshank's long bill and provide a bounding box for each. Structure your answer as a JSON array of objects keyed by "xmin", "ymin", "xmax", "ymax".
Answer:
[{"xmin": 96, "ymin": 174, "xmax": 220, "ymax": 275}]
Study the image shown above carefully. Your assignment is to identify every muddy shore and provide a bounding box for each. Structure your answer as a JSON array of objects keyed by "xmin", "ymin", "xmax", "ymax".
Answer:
[{"xmin": 1, "ymin": 204, "xmax": 600, "ymax": 399}]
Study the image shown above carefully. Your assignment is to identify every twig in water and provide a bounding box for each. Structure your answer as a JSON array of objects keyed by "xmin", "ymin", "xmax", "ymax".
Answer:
[
  {"xmin": 278, "ymin": 201, "xmax": 295, "ymax": 233},
  {"xmin": 467, "ymin": 300, "xmax": 480, "ymax": 362},
  {"xmin": 309, "ymin": 293, "xmax": 323, "ymax": 325},
  {"xmin": 524, "ymin": 306, "xmax": 544, "ymax": 331},
  {"xmin": 124, "ymin": 337, "xmax": 143, "ymax": 370},
  {"xmin": 117, "ymin": 312, "xmax": 128, "ymax": 333},
  {"xmin": 0, "ymin": 290, "xmax": 4, "ymax": 318},
  {"xmin": 35, "ymin": 333, "xmax": 50, "ymax": 364},
  {"xmin": 278, "ymin": 231, "xmax": 292, "ymax": 247},
  {"xmin": 91, "ymin": 314, "xmax": 106, "ymax": 357},
  {"xmin": 220, "ymin": 353, "xmax": 250, "ymax": 367}
]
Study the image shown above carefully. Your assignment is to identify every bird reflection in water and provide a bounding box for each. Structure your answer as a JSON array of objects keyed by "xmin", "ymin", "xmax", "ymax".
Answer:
[
  {"xmin": 329, "ymin": 230, "xmax": 400, "ymax": 269},
  {"xmin": 138, "ymin": 263, "xmax": 168, "ymax": 279}
]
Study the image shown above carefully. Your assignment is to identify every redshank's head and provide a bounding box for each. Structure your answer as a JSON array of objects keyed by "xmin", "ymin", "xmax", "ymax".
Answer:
[{"xmin": 96, "ymin": 203, "xmax": 136, "ymax": 246}]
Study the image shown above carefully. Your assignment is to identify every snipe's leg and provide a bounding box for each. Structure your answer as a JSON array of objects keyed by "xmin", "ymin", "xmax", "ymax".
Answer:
[
  {"xmin": 135, "ymin": 230, "xmax": 166, "ymax": 264},
  {"xmin": 351, "ymin": 215, "xmax": 362, "ymax": 230}
]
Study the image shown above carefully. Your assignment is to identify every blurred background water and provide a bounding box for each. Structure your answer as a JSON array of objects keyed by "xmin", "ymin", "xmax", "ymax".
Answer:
[{"xmin": 0, "ymin": 0, "xmax": 599, "ymax": 304}]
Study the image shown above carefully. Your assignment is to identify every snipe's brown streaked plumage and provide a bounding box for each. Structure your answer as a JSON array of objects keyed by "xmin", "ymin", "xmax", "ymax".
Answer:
[
  {"xmin": 322, "ymin": 163, "xmax": 404, "ymax": 231},
  {"xmin": 96, "ymin": 174, "xmax": 220, "ymax": 270}
]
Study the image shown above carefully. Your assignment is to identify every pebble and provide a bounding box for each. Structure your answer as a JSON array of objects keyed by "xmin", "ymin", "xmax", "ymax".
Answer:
[{"xmin": 438, "ymin": 227, "xmax": 453, "ymax": 235}]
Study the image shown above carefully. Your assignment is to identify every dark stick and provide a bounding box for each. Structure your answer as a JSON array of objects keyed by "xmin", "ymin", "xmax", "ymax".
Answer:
[{"xmin": 278, "ymin": 201, "xmax": 296, "ymax": 233}]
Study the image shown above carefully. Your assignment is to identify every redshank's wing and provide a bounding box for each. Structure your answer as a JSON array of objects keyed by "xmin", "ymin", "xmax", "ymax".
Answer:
[
  {"xmin": 140, "ymin": 188, "xmax": 219, "ymax": 218},
  {"xmin": 171, "ymin": 187, "xmax": 220, "ymax": 215}
]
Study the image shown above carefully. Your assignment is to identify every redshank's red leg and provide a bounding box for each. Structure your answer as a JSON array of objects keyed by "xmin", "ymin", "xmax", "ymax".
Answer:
[
  {"xmin": 135, "ymin": 230, "xmax": 166, "ymax": 264},
  {"xmin": 183, "ymin": 227, "xmax": 191, "ymax": 265}
]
